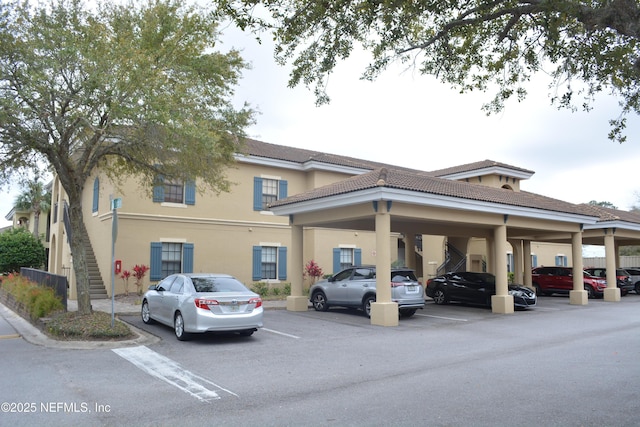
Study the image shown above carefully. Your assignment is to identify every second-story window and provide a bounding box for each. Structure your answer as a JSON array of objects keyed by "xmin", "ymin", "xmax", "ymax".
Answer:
[
  {"xmin": 163, "ymin": 180, "xmax": 184, "ymax": 204},
  {"xmin": 253, "ymin": 176, "xmax": 288, "ymax": 211},
  {"xmin": 153, "ymin": 176, "xmax": 196, "ymax": 205}
]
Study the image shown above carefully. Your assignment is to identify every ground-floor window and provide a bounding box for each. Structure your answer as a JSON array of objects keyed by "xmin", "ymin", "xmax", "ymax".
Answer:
[{"xmin": 252, "ymin": 245, "xmax": 287, "ymax": 281}]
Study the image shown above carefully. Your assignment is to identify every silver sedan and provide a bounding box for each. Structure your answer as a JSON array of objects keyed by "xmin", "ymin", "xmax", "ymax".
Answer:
[{"xmin": 141, "ymin": 273, "xmax": 263, "ymax": 340}]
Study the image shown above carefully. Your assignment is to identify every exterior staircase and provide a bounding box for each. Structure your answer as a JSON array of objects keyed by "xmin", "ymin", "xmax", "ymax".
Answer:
[
  {"xmin": 84, "ymin": 235, "xmax": 108, "ymax": 299},
  {"xmin": 63, "ymin": 202, "xmax": 108, "ymax": 299}
]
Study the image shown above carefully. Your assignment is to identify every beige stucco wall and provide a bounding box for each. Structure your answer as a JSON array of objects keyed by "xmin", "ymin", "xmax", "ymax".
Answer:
[{"xmin": 49, "ymin": 159, "xmax": 400, "ymax": 298}]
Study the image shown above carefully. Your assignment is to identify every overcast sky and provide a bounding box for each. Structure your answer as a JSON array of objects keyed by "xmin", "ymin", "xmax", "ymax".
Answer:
[{"xmin": 1, "ymin": 19, "xmax": 638, "ymax": 231}]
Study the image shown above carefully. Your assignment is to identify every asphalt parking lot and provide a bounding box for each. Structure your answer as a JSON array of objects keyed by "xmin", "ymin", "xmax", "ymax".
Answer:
[{"xmin": 113, "ymin": 294, "xmax": 640, "ymax": 426}]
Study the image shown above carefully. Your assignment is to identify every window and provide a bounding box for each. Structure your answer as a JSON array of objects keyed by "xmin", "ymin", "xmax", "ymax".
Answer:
[
  {"xmin": 252, "ymin": 246, "xmax": 287, "ymax": 281},
  {"xmin": 153, "ymin": 177, "xmax": 196, "ymax": 205},
  {"xmin": 332, "ymin": 247, "xmax": 362, "ymax": 274},
  {"xmin": 506, "ymin": 253, "xmax": 514, "ymax": 273},
  {"xmin": 531, "ymin": 254, "xmax": 538, "ymax": 268},
  {"xmin": 92, "ymin": 177, "xmax": 99, "ymax": 213},
  {"xmin": 555, "ymin": 255, "xmax": 568, "ymax": 267},
  {"xmin": 163, "ymin": 180, "xmax": 184, "ymax": 204},
  {"xmin": 150, "ymin": 242, "xmax": 194, "ymax": 281},
  {"xmin": 253, "ymin": 177, "xmax": 288, "ymax": 211}
]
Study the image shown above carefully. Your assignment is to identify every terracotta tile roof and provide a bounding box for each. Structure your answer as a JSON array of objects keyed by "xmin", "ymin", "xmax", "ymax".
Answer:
[
  {"xmin": 239, "ymin": 138, "xmax": 419, "ymax": 172},
  {"xmin": 428, "ymin": 160, "xmax": 535, "ymax": 177},
  {"xmin": 242, "ymin": 138, "xmax": 637, "ymax": 223},
  {"xmin": 271, "ymin": 167, "xmax": 590, "ymax": 216},
  {"xmin": 577, "ymin": 204, "xmax": 640, "ymax": 225}
]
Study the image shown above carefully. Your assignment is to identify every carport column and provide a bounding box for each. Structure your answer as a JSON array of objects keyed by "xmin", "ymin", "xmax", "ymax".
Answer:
[
  {"xmin": 603, "ymin": 229, "xmax": 621, "ymax": 302},
  {"xmin": 286, "ymin": 223, "xmax": 308, "ymax": 311},
  {"xmin": 569, "ymin": 231, "xmax": 588, "ymax": 305},
  {"xmin": 491, "ymin": 223, "xmax": 514, "ymax": 314},
  {"xmin": 404, "ymin": 233, "xmax": 416, "ymax": 270},
  {"xmin": 523, "ymin": 240, "xmax": 533, "ymax": 290},
  {"xmin": 371, "ymin": 201, "xmax": 398, "ymax": 327}
]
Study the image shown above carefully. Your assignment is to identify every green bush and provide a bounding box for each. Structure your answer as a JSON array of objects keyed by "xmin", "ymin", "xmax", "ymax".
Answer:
[
  {"xmin": 0, "ymin": 273, "xmax": 64, "ymax": 320},
  {"xmin": 251, "ymin": 282, "xmax": 270, "ymax": 297},
  {"xmin": 0, "ymin": 228, "xmax": 46, "ymax": 273}
]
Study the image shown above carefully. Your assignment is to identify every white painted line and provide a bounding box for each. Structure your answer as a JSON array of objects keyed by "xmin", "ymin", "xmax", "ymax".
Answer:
[
  {"xmin": 416, "ymin": 313, "xmax": 468, "ymax": 322},
  {"xmin": 262, "ymin": 328, "xmax": 300, "ymax": 339},
  {"xmin": 113, "ymin": 346, "xmax": 237, "ymax": 402}
]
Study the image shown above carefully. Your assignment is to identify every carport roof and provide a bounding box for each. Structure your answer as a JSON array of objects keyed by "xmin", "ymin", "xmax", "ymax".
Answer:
[{"xmin": 270, "ymin": 167, "xmax": 594, "ymax": 218}]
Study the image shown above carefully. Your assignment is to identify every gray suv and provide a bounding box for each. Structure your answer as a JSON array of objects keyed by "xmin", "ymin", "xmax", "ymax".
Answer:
[{"xmin": 309, "ymin": 266, "xmax": 425, "ymax": 318}]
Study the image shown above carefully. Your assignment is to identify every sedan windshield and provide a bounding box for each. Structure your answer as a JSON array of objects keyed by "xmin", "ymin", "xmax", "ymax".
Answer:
[{"xmin": 191, "ymin": 277, "xmax": 250, "ymax": 293}]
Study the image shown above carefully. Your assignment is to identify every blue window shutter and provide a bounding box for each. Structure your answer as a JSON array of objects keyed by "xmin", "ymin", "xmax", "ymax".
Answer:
[
  {"xmin": 185, "ymin": 181, "xmax": 196, "ymax": 205},
  {"xmin": 252, "ymin": 246, "xmax": 262, "ymax": 281},
  {"xmin": 153, "ymin": 175, "xmax": 164, "ymax": 203},
  {"xmin": 278, "ymin": 247, "xmax": 287, "ymax": 280},
  {"xmin": 354, "ymin": 248, "xmax": 362, "ymax": 265},
  {"xmin": 253, "ymin": 177, "xmax": 263, "ymax": 211},
  {"xmin": 92, "ymin": 178, "xmax": 99, "ymax": 213},
  {"xmin": 555, "ymin": 256, "xmax": 560, "ymax": 266},
  {"xmin": 150, "ymin": 242, "xmax": 163, "ymax": 281},
  {"xmin": 532, "ymin": 255, "xmax": 538, "ymax": 268},
  {"xmin": 279, "ymin": 180, "xmax": 288, "ymax": 200},
  {"xmin": 333, "ymin": 248, "xmax": 340, "ymax": 274},
  {"xmin": 183, "ymin": 243, "xmax": 194, "ymax": 273}
]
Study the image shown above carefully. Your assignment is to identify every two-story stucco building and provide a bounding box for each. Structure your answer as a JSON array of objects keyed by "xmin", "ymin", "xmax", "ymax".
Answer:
[{"xmin": 45, "ymin": 137, "xmax": 640, "ymax": 323}]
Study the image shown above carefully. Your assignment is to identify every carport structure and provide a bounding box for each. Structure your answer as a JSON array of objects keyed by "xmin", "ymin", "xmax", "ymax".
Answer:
[{"xmin": 270, "ymin": 166, "xmax": 640, "ymax": 326}]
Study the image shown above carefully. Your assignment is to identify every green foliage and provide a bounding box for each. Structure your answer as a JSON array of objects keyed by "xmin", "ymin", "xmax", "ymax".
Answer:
[
  {"xmin": 588, "ymin": 200, "xmax": 618, "ymax": 209},
  {"xmin": 0, "ymin": 228, "xmax": 46, "ymax": 273},
  {"xmin": 217, "ymin": 0, "xmax": 640, "ymax": 142},
  {"xmin": 0, "ymin": 0, "xmax": 254, "ymax": 314},
  {"xmin": 0, "ymin": 274, "xmax": 64, "ymax": 321},
  {"xmin": 251, "ymin": 281, "xmax": 270, "ymax": 297},
  {"xmin": 250, "ymin": 282, "xmax": 293, "ymax": 298}
]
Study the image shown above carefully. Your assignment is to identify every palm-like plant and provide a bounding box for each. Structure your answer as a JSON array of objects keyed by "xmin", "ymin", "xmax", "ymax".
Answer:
[{"xmin": 13, "ymin": 177, "xmax": 51, "ymax": 240}]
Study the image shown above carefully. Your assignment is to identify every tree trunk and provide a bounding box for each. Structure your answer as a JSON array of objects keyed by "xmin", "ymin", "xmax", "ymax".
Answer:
[
  {"xmin": 32, "ymin": 211, "xmax": 40, "ymax": 239},
  {"xmin": 68, "ymin": 200, "xmax": 92, "ymax": 315}
]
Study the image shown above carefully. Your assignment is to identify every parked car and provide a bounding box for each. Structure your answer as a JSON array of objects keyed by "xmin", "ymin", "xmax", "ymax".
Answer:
[
  {"xmin": 141, "ymin": 273, "xmax": 263, "ymax": 341},
  {"xmin": 425, "ymin": 272, "xmax": 536, "ymax": 309},
  {"xmin": 624, "ymin": 268, "xmax": 640, "ymax": 294},
  {"xmin": 309, "ymin": 266, "xmax": 425, "ymax": 318},
  {"xmin": 584, "ymin": 268, "xmax": 633, "ymax": 296},
  {"xmin": 531, "ymin": 267, "xmax": 607, "ymax": 298}
]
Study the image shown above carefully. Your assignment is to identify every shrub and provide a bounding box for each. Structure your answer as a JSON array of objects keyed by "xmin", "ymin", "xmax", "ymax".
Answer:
[
  {"xmin": 251, "ymin": 282, "xmax": 270, "ymax": 297},
  {"xmin": 0, "ymin": 273, "xmax": 64, "ymax": 321},
  {"xmin": 0, "ymin": 228, "xmax": 46, "ymax": 273}
]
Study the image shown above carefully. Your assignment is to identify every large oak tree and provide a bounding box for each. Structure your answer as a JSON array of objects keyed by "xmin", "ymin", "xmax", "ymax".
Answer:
[
  {"xmin": 216, "ymin": 0, "xmax": 639, "ymax": 142},
  {"xmin": 0, "ymin": 0, "xmax": 254, "ymax": 314}
]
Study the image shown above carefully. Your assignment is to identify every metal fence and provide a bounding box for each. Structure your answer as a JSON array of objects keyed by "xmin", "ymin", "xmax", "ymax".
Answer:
[{"xmin": 20, "ymin": 267, "xmax": 68, "ymax": 310}]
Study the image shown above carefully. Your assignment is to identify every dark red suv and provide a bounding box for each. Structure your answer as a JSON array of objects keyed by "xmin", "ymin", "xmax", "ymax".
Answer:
[{"xmin": 531, "ymin": 267, "xmax": 607, "ymax": 298}]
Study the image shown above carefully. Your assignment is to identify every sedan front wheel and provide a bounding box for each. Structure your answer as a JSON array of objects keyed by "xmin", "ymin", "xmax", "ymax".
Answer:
[{"xmin": 141, "ymin": 300, "xmax": 154, "ymax": 324}]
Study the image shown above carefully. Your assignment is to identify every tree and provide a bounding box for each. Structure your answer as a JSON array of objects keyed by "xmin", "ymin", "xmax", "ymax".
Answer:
[
  {"xmin": 587, "ymin": 200, "xmax": 618, "ymax": 209},
  {"xmin": 0, "ymin": 0, "xmax": 254, "ymax": 314},
  {"xmin": 13, "ymin": 173, "xmax": 51, "ymax": 240},
  {"xmin": 0, "ymin": 228, "xmax": 46, "ymax": 273},
  {"xmin": 216, "ymin": 0, "xmax": 639, "ymax": 142}
]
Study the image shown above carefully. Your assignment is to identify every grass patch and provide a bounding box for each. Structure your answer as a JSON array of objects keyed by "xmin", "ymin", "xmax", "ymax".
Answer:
[{"xmin": 46, "ymin": 311, "xmax": 134, "ymax": 341}]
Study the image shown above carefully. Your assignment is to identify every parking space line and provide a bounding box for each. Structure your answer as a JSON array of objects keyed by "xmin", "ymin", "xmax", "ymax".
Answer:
[
  {"xmin": 416, "ymin": 313, "xmax": 468, "ymax": 322},
  {"xmin": 262, "ymin": 328, "xmax": 300, "ymax": 339},
  {"xmin": 113, "ymin": 346, "xmax": 237, "ymax": 402}
]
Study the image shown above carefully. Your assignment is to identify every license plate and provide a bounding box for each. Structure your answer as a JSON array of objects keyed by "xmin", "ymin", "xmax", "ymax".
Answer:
[
  {"xmin": 406, "ymin": 285, "xmax": 419, "ymax": 294},
  {"xmin": 230, "ymin": 304, "xmax": 239, "ymax": 312}
]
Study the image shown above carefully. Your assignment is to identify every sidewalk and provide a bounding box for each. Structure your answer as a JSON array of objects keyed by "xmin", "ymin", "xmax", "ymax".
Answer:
[{"xmin": 0, "ymin": 297, "xmax": 294, "ymax": 350}]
